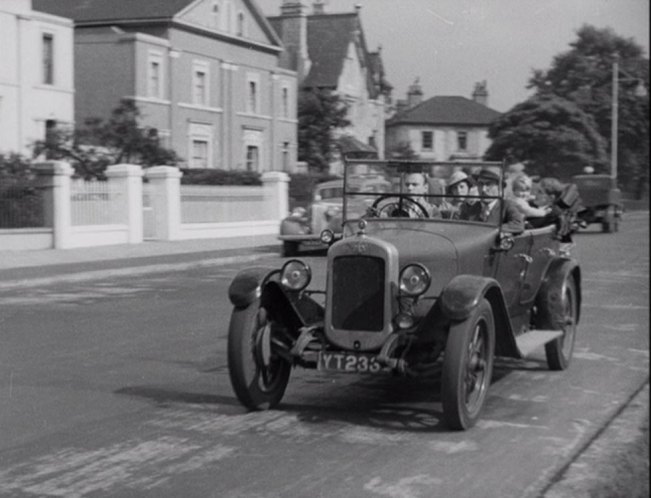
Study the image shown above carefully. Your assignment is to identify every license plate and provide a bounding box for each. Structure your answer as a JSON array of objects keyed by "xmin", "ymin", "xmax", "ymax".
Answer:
[{"xmin": 317, "ymin": 352, "xmax": 385, "ymax": 373}]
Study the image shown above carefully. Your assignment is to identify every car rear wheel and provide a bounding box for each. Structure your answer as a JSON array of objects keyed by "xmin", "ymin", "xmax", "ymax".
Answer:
[
  {"xmin": 282, "ymin": 241, "xmax": 299, "ymax": 257},
  {"xmin": 227, "ymin": 303, "xmax": 291, "ymax": 410},
  {"xmin": 544, "ymin": 276, "xmax": 578, "ymax": 371},
  {"xmin": 442, "ymin": 299, "xmax": 495, "ymax": 430}
]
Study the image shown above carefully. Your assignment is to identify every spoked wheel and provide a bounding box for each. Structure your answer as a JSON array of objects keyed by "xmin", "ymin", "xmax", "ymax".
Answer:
[
  {"xmin": 442, "ymin": 299, "xmax": 495, "ymax": 430},
  {"xmin": 544, "ymin": 277, "xmax": 578, "ymax": 371},
  {"xmin": 227, "ymin": 303, "xmax": 291, "ymax": 410}
]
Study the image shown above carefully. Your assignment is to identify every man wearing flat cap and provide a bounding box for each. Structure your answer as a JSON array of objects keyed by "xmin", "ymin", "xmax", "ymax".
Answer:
[{"xmin": 459, "ymin": 168, "xmax": 524, "ymax": 233}]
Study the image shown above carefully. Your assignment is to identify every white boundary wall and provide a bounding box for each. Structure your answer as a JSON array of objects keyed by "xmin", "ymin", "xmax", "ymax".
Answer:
[{"xmin": 0, "ymin": 162, "xmax": 289, "ymax": 250}]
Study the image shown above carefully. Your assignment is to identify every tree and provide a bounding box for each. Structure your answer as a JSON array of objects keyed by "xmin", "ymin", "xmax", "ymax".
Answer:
[
  {"xmin": 485, "ymin": 94, "xmax": 608, "ymax": 179},
  {"xmin": 34, "ymin": 99, "xmax": 179, "ymax": 179},
  {"xmin": 528, "ymin": 25, "xmax": 649, "ymax": 193},
  {"xmin": 297, "ymin": 89, "xmax": 350, "ymax": 173}
]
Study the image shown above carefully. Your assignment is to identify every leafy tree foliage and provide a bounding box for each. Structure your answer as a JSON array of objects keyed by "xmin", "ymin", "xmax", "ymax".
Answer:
[
  {"xmin": 485, "ymin": 94, "xmax": 608, "ymax": 179},
  {"xmin": 33, "ymin": 99, "xmax": 179, "ymax": 179},
  {"xmin": 297, "ymin": 89, "xmax": 350, "ymax": 173},
  {"xmin": 487, "ymin": 25, "xmax": 649, "ymax": 193}
]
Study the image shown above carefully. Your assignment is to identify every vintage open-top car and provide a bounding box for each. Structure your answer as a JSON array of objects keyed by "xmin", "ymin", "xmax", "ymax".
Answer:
[{"xmin": 227, "ymin": 159, "xmax": 582, "ymax": 430}]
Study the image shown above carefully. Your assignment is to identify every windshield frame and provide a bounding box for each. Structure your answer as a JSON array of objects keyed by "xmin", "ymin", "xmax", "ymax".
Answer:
[{"xmin": 342, "ymin": 158, "xmax": 506, "ymax": 227}]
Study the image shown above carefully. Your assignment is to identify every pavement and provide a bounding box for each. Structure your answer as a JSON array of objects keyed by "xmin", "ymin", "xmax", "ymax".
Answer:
[
  {"xmin": 0, "ymin": 233, "xmax": 281, "ymax": 289},
  {"xmin": 0, "ymin": 226, "xmax": 648, "ymax": 496}
]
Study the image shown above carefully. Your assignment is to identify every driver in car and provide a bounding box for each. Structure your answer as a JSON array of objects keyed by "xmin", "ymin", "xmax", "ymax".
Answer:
[
  {"xmin": 401, "ymin": 172, "xmax": 440, "ymax": 218},
  {"xmin": 459, "ymin": 168, "xmax": 524, "ymax": 233}
]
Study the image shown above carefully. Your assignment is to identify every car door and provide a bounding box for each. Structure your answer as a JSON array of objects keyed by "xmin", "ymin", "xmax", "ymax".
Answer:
[
  {"xmin": 519, "ymin": 226, "xmax": 557, "ymax": 305},
  {"xmin": 493, "ymin": 231, "xmax": 532, "ymax": 317}
]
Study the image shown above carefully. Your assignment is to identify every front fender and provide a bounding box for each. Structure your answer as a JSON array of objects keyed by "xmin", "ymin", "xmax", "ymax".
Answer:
[
  {"xmin": 440, "ymin": 274, "xmax": 518, "ymax": 357},
  {"xmin": 538, "ymin": 257, "xmax": 582, "ymax": 325},
  {"xmin": 280, "ymin": 217, "xmax": 310, "ymax": 236},
  {"xmin": 228, "ymin": 267, "xmax": 277, "ymax": 308}
]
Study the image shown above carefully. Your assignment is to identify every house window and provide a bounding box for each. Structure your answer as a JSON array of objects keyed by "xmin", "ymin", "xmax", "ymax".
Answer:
[
  {"xmin": 282, "ymin": 141, "xmax": 290, "ymax": 170},
  {"xmin": 422, "ymin": 131, "xmax": 433, "ymax": 150},
  {"xmin": 211, "ymin": 1, "xmax": 220, "ymax": 28},
  {"xmin": 42, "ymin": 33, "xmax": 54, "ymax": 85},
  {"xmin": 191, "ymin": 139, "xmax": 209, "ymax": 168},
  {"xmin": 246, "ymin": 145, "xmax": 259, "ymax": 171},
  {"xmin": 457, "ymin": 131, "xmax": 468, "ymax": 151},
  {"xmin": 188, "ymin": 123, "xmax": 213, "ymax": 168},
  {"xmin": 281, "ymin": 86, "xmax": 290, "ymax": 118},
  {"xmin": 247, "ymin": 74, "xmax": 259, "ymax": 114},
  {"xmin": 237, "ymin": 11, "xmax": 246, "ymax": 36},
  {"xmin": 148, "ymin": 52, "xmax": 164, "ymax": 99},
  {"xmin": 192, "ymin": 61, "xmax": 209, "ymax": 106}
]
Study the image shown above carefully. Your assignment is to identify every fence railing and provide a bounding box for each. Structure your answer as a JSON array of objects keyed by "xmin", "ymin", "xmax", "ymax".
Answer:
[{"xmin": 70, "ymin": 179, "xmax": 123, "ymax": 226}]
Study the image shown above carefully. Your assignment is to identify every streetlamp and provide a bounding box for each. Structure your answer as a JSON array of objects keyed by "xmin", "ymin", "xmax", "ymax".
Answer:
[{"xmin": 610, "ymin": 54, "xmax": 647, "ymax": 184}]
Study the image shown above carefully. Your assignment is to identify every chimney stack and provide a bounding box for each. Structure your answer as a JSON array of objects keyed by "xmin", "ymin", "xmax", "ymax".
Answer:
[
  {"xmin": 312, "ymin": 0, "xmax": 325, "ymax": 14},
  {"xmin": 472, "ymin": 80, "xmax": 488, "ymax": 106},
  {"xmin": 278, "ymin": 1, "xmax": 311, "ymax": 79},
  {"xmin": 407, "ymin": 77, "xmax": 423, "ymax": 108}
]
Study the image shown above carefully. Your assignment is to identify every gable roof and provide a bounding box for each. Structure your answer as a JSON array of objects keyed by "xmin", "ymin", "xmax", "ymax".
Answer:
[
  {"xmin": 304, "ymin": 13, "xmax": 358, "ymax": 90},
  {"xmin": 33, "ymin": 0, "xmax": 195, "ymax": 23},
  {"xmin": 387, "ymin": 96, "xmax": 501, "ymax": 127},
  {"xmin": 34, "ymin": 0, "xmax": 282, "ymax": 47},
  {"xmin": 268, "ymin": 10, "xmax": 385, "ymax": 97}
]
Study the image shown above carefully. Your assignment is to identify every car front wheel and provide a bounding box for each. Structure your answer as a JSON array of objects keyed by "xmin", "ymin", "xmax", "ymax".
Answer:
[
  {"xmin": 442, "ymin": 298, "xmax": 495, "ymax": 430},
  {"xmin": 227, "ymin": 303, "xmax": 291, "ymax": 410}
]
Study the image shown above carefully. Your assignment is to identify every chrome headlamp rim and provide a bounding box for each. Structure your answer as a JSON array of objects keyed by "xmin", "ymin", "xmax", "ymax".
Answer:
[
  {"xmin": 280, "ymin": 259, "xmax": 312, "ymax": 291},
  {"xmin": 320, "ymin": 229, "xmax": 335, "ymax": 245},
  {"xmin": 399, "ymin": 263, "xmax": 431, "ymax": 296}
]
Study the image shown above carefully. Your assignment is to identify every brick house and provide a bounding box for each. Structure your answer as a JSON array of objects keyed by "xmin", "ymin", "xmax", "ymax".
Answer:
[{"xmin": 34, "ymin": 0, "xmax": 298, "ymax": 172}]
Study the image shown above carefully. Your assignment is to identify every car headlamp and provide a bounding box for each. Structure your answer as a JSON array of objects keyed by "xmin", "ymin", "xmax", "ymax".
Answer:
[
  {"xmin": 399, "ymin": 263, "xmax": 431, "ymax": 296},
  {"xmin": 280, "ymin": 259, "xmax": 312, "ymax": 291},
  {"xmin": 320, "ymin": 229, "xmax": 335, "ymax": 245}
]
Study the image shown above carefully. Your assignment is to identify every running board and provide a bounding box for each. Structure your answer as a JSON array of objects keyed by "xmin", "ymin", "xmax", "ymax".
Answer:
[{"xmin": 515, "ymin": 330, "xmax": 563, "ymax": 357}]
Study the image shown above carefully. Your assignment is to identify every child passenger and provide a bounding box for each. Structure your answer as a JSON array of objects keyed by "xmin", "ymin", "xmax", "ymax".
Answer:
[{"xmin": 509, "ymin": 174, "xmax": 551, "ymax": 218}]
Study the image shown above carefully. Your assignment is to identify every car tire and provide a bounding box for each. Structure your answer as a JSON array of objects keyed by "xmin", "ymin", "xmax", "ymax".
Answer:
[
  {"xmin": 442, "ymin": 298, "xmax": 495, "ymax": 430},
  {"xmin": 542, "ymin": 276, "xmax": 578, "ymax": 371},
  {"xmin": 282, "ymin": 241, "xmax": 299, "ymax": 257},
  {"xmin": 227, "ymin": 303, "xmax": 291, "ymax": 410}
]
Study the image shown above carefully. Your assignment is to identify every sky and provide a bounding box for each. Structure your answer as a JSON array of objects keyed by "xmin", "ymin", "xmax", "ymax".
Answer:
[{"xmin": 261, "ymin": 0, "xmax": 650, "ymax": 112}]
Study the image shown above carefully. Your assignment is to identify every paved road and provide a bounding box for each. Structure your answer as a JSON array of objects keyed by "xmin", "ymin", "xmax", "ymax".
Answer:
[{"xmin": 0, "ymin": 213, "xmax": 648, "ymax": 498}]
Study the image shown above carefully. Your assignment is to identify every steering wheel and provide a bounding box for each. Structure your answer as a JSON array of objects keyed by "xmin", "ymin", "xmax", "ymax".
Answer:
[{"xmin": 370, "ymin": 195, "xmax": 430, "ymax": 219}]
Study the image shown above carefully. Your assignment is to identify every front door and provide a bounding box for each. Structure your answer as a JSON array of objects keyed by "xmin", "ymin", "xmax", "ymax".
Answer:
[{"xmin": 493, "ymin": 231, "xmax": 532, "ymax": 317}]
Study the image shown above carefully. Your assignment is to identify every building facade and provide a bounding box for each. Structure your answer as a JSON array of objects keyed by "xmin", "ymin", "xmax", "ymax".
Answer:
[
  {"xmin": 34, "ymin": 0, "xmax": 298, "ymax": 172},
  {"xmin": 387, "ymin": 80, "xmax": 501, "ymax": 161},
  {"xmin": 0, "ymin": 0, "xmax": 74, "ymax": 155},
  {"xmin": 268, "ymin": 1, "xmax": 392, "ymax": 162}
]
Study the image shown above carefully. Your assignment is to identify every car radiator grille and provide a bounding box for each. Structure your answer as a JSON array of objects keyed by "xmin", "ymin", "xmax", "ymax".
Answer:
[{"xmin": 331, "ymin": 255, "xmax": 385, "ymax": 332}]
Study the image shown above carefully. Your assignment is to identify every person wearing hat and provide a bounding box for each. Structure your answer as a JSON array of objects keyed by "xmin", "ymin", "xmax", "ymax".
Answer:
[
  {"xmin": 439, "ymin": 170, "xmax": 477, "ymax": 219},
  {"xmin": 459, "ymin": 168, "xmax": 524, "ymax": 233}
]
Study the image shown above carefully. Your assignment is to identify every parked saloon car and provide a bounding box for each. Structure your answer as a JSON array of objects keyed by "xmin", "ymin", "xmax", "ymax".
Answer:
[
  {"xmin": 571, "ymin": 174, "xmax": 622, "ymax": 233},
  {"xmin": 278, "ymin": 180, "xmax": 343, "ymax": 257},
  {"xmin": 227, "ymin": 159, "xmax": 582, "ymax": 430}
]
